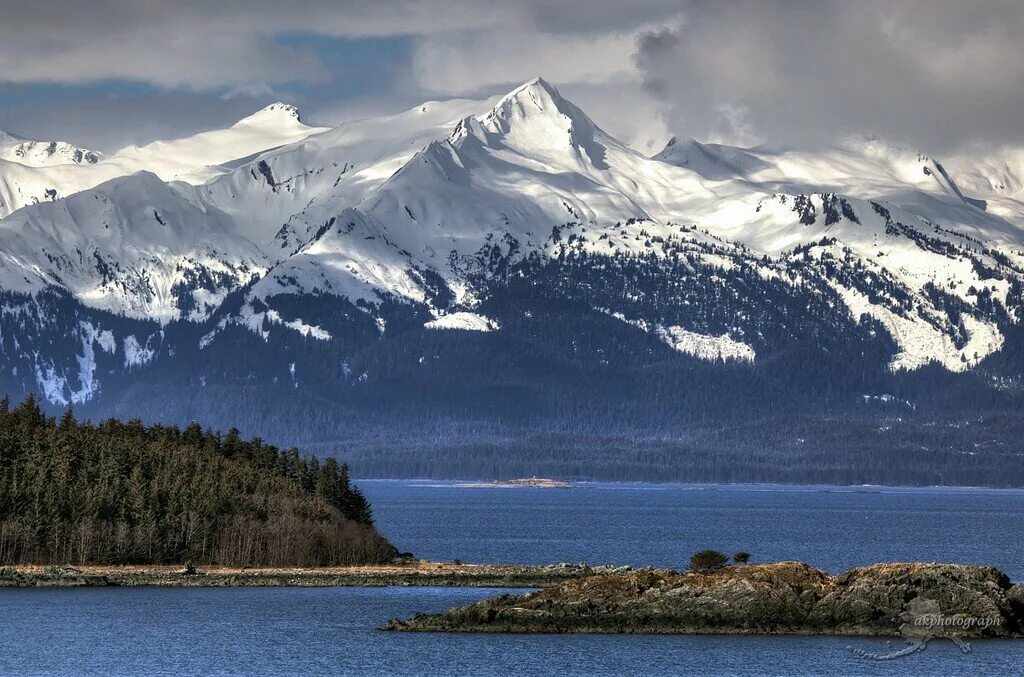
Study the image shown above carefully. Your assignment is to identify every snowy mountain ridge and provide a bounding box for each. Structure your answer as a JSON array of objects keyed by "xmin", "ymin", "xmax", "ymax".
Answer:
[
  {"xmin": 4, "ymin": 78, "xmax": 1024, "ymax": 415},
  {"xmin": 0, "ymin": 104, "xmax": 327, "ymax": 219},
  {"xmin": 0, "ymin": 131, "xmax": 102, "ymax": 168}
]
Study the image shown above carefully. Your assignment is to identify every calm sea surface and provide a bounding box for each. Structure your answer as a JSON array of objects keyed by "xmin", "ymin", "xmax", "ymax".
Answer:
[{"xmin": 2, "ymin": 481, "xmax": 1023, "ymax": 676}]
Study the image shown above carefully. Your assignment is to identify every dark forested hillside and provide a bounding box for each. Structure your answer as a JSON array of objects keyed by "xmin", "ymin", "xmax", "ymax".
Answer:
[
  {"xmin": 0, "ymin": 395, "xmax": 395, "ymax": 566},
  {"xmin": 3, "ymin": 242, "xmax": 1024, "ymax": 487}
]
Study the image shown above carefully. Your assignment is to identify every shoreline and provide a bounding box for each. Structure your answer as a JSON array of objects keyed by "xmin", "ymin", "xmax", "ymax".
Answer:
[
  {"xmin": 358, "ymin": 478, "xmax": 1024, "ymax": 493},
  {"xmin": 0, "ymin": 562, "xmax": 615, "ymax": 589}
]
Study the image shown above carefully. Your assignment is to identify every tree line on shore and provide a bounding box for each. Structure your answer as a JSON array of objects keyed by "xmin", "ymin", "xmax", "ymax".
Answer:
[{"xmin": 0, "ymin": 395, "xmax": 395, "ymax": 566}]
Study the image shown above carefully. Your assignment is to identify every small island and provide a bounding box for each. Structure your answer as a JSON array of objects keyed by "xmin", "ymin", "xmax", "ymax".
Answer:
[
  {"xmin": 383, "ymin": 561, "xmax": 1024, "ymax": 638},
  {"xmin": 492, "ymin": 478, "xmax": 574, "ymax": 489}
]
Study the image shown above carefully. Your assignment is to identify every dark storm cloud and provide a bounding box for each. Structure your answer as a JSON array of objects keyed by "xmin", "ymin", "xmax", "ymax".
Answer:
[{"xmin": 635, "ymin": 0, "xmax": 1024, "ymax": 151}]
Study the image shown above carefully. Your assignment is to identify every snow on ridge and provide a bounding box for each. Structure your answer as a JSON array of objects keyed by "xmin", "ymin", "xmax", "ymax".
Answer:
[
  {"xmin": 424, "ymin": 312, "xmax": 499, "ymax": 332},
  {"xmin": 235, "ymin": 102, "xmax": 302, "ymax": 126},
  {"xmin": 0, "ymin": 137, "xmax": 101, "ymax": 168},
  {"xmin": 0, "ymin": 100, "xmax": 327, "ymax": 219}
]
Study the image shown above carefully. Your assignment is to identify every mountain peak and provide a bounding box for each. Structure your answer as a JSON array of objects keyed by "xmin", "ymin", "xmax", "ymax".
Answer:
[
  {"xmin": 439, "ymin": 77, "xmax": 614, "ymax": 172},
  {"xmin": 235, "ymin": 102, "xmax": 303, "ymax": 127},
  {"xmin": 510, "ymin": 76, "xmax": 560, "ymax": 98},
  {"xmin": 474, "ymin": 77, "xmax": 598, "ymax": 140},
  {"xmin": 492, "ymin": 77, "xmax": 568, "ymax": 117},
  {"xmin": 654, "ymin": 136, "xmax": 700, "ymax": 161}
]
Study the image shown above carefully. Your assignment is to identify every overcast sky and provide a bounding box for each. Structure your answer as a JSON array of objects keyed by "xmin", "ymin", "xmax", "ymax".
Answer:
[{"xmin": 1, "ymin": 0, "xmax": 1021, "ymax": 155}]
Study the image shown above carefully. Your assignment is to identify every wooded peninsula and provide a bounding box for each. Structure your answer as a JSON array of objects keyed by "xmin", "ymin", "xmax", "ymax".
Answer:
[{"xmin": 0, "ymin": 395, "xmax": 395, "ymax": 566}]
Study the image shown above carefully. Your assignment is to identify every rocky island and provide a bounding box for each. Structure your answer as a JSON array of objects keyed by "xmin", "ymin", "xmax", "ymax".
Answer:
[{"xmin": 384, "ymin": 562, "xmax": 1024, "ymax": 638}]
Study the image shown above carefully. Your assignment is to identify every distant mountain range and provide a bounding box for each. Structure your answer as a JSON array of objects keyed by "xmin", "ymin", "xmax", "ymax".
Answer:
[{"xmin": 2, "ymin": 78, "xmax": 1023, "ymax": 484}]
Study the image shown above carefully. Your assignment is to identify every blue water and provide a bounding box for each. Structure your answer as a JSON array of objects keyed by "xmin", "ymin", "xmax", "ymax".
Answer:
[
  {"xmin": 3, "ymin": 481, "xmax": 1024, "ymax": 675},
  {"xmin": 365, "ymin": 481, "xmax": 1024, "ymax": 579}
]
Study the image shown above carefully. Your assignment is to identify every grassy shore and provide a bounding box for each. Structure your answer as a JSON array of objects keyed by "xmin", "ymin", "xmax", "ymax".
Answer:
[{"xmin": 0, "ymin": 561, "xmax": 618, "ymax": 588}]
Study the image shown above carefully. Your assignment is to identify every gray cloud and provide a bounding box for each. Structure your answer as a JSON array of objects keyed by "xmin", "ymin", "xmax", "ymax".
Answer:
[
  {"xmin": 0, "ymin": 0, "xmax": 674, "ymax": 89},
  {"xmin": 0, "ymin": 1, "xmax": 502, "ymax": 89},
  {"xmin": 1, "ymin": 1, "xmax": 1022, "ymax": 154},
  {"xmin": 635, "ymin": 0, "xmax": 1024, "ymax": 152}
]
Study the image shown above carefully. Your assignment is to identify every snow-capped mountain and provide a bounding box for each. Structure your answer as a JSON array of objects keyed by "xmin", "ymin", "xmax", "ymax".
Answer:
[
  {"xmin": 0, "ymin": 170, "xmax": 264, "ymax": 320},
  {"xmin": 0, "ymin": 104, "xmax": 327, "ymax": 219},
  {"xmin": 2, "ymin": 78, "xmax": 1024, "ymax": 482}
]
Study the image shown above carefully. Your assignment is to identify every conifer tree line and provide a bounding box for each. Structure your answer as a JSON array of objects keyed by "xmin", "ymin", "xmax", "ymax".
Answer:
[{"xmin": 0, "ymin": 395, "xmax": 396, "ymax": 566}]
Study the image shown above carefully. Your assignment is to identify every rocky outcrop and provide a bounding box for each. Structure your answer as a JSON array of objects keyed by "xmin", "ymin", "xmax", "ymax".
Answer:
[{"xmin": 383, "ymin": 562, "xmax": 1024, "ymax": 637}]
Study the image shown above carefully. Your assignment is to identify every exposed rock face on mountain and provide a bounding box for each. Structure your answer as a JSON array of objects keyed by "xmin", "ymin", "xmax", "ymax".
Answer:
[
  {"xmin": 3, "ymin": 79, "xmax": 1024, "ymax": 482},
  {"xmin": 384, "ymin": 562, "xmax": 1024, "ymax": 637}
]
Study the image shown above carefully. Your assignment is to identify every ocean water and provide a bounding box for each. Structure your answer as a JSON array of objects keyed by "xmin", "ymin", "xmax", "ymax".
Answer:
[
  {"xmin": 363, "ymin": 482, "xmax": 1024, "ymax": 578},
  {"xmin": 3, "ymin": 481, "xmax": 1023, "ymax": 676}
]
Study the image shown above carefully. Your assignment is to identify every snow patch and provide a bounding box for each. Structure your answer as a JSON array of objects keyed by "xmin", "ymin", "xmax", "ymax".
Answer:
[
  {"xmin": 604, "ymin": 310, "xmax": 755, "ymax": 364},
  {"xmin": 655, "ymin": 325, "xmax": 756, "ymax": 363},
  {"xmin": 32, "ymin": 321, "xmax": 120, "ymax": 405},
  {"xmin": 124, "ymin": 335, "xmax": 156, "ymax": 368},
  {"xmin": 265, "ymin": 310, "xmax": 331, "ymax": 340},
  {"xmin": 424, "ymin": 312, "xmax": 499, "ymax": 332},
  {"xmin": 199, "ymin": 329, "xmax": 219, "ymax": 350},
  {"xmin": 33, "ymin": 363, "xmax": 69, "ymax": 406},
  {"xmin": 230, "ymin": 304, "xmax": 332, "ymax": 342},
  {"xmin": 834, "ymin": 282, "xmax": 1003, "ymax": 372}
]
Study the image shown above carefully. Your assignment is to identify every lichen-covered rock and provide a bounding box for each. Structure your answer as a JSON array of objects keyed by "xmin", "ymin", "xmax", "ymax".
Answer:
[{"xmin": 383, "ymin": 562, "xmax": 1024, "ymax": 637}]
